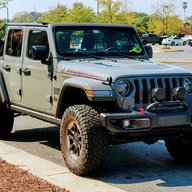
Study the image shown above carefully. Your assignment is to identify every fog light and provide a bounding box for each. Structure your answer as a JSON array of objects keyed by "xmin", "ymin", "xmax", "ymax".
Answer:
[
  {"xmin": 122, "ymin": 119, "xmax": 130, "ymax": 129},
  {"xmin": 173, "ymin": 87, "xmax": 186, "ymax": 101},
  {"xmin": 152, "ymin": 88, "xmax": 165, "ymax": 101}
]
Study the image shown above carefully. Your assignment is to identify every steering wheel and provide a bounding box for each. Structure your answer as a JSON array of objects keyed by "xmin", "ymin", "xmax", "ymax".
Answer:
[{"xmin": 105, "ymin": 47, "xmax": 119, "ymax": 52}]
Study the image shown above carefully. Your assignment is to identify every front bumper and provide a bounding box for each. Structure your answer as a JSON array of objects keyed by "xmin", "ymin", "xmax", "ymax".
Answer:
[{"xmin": 100, "ymin": 110, "xmax": 192, "ymax": 134}]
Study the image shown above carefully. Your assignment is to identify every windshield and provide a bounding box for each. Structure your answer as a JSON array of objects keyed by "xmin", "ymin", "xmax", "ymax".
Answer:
[{"xmin": 54, "ymin": 26, "xmax": 145, "ymax": 57}]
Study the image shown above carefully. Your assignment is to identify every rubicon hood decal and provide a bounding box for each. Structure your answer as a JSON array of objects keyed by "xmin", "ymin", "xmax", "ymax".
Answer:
[{"xmin": 65, "ymin": 68, "xmax": 108, "ymax": 81}]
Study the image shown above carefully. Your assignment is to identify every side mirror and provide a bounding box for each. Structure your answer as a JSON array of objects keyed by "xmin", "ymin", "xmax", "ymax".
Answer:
[
  {"xmin": 144, "ymin": 45, "xmax": 153, "ymax": 59},
  {"xmin": 32, "ymin": 45, "xmax": 51, "ymax": 65}
]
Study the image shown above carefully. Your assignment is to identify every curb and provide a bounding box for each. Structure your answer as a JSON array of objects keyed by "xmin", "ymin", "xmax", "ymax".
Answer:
[
  {"xmin": 153, "ymin": 49, "xmax": 184, "ymax": 53},
  {"xmin": 0, "ymin": 141, "xmax": 126, "ymax": 192},
  {"xmin": 151, "ymin": 59, "xmax": 192, "ymax": 64}
]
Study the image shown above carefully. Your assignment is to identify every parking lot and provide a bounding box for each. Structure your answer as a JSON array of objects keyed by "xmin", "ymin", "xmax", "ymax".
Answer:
[{"xmin": 1, "ymin": 44, "xmax": 192, "ymax": 192}]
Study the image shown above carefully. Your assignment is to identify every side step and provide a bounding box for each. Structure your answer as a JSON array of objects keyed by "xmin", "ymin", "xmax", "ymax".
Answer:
[{"xmin": 10, "ymin": 105, "xmax": 61, "ymax": 125}]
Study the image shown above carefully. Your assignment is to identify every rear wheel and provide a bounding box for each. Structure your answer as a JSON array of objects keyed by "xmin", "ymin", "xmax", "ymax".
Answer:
[
  {"xmin": 171, "ymin": 41, "xmax": 175, "ymax": 46},
  {"xmin": 183, "ymin": 41, "xmax": 187, "ymax": 45},
  {"xmin": 165, "ymin": 135, "xmax": 192, "ymax": 162},
  {"xmin": 142, "ymin": 40, "xmax": 147, "ymax": 45},
  {"xmin": 0, "ymin": 105, "xmax": 14, "ymax": 139},
  {"xmin": 60, "ymin": 105, "xmax": 108, "ymax": 176}
]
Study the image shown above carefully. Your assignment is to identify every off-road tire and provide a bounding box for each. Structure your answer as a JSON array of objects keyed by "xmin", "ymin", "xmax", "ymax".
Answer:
[
  {"xmin": 60, "ymin": 105, "xmax": 108, "ymax": 176},
  {"xmin": 0, "ymin": 105, "xmax": 14, "ymax": 139},
  {"xmin": 165, "ymin": 136, "xmax": 192, "ymax": 162}
]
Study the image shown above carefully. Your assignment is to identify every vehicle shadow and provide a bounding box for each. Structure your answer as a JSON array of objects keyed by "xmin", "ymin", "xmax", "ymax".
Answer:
[{"xmin": 8, "ymin": 125, "xmax": 60, "ymax": 150}]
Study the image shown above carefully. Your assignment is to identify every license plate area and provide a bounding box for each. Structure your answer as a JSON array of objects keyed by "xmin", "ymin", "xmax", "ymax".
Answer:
[{"xmin": 158, "ymin": 115, "xmax": 187, "ymax": 127}]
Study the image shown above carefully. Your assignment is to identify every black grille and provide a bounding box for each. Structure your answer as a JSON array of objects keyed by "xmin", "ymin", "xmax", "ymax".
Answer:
[{"xmin": 133, "ymin": 77, "xmax": 184, "ymax": 105}]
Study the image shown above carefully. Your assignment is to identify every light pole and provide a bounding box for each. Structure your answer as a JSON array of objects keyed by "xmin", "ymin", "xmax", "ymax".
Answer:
[
  {"xmin": 0, "ymin": 0, "xmax": 11, "ymax": 23},
  {"xmin": 182, "ymin": 1, "xmax": 187, "ymax": 21},
  {"xmin": 96, "ymin": 0, "xmax": 100, "ymax": 15},
  {"xmin": 163, "ymin": 5, "xmax": 168, "ymax": 34}
]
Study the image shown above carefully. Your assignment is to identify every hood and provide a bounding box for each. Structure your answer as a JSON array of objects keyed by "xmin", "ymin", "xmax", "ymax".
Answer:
[{"xmin": 58, "ymin": 58, "xmax": 191, "ymax": 81}]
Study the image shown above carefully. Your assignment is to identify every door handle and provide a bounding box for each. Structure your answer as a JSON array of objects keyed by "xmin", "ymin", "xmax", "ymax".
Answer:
[
  {"xmin": 3, "ymin": 65, "xmax": 11, "ymax": 72},
  {"xmin": 22, "ymin": 68, "xmax": 31, "ymax": 76}
]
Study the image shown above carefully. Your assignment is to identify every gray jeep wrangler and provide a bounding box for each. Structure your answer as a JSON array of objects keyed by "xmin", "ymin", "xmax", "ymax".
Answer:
[{"xmin": 0, "ymin": 23, "xmax": 192, "ymax": 176}]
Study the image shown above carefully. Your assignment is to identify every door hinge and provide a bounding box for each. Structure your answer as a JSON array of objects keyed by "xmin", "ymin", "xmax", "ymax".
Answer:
[
  {"xmin": 17, "ymin": 68, "xmax": 22, "ymax": 75},
  {"xmin": 46, "ymin": 95, "xmax": 53, "ymax": 104},
  {"xmin": 17, "ymin": 89, "xmax": 22, "ymax": 96}
]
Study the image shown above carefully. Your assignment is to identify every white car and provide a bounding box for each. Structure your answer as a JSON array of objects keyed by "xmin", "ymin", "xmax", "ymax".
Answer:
[
  {"xmin": 181, "ymin": 35, "xmax": 192, "ymax": 43},
  {"xmin": 162, "ymin": 36, "xmax": 187, "ymax": 46}
]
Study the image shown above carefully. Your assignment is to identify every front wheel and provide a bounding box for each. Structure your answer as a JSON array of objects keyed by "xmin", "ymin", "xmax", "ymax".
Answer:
[
  {"xmin": 165, "ymin": 135, "xmax": 192, "ymax": 162},
  {"xmin": 60, "ymin": 105, "xmax": 108, "ymax": 176}
]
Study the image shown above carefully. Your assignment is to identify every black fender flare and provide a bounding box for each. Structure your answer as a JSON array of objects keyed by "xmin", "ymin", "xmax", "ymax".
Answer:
[{"xmin": 55, "ymin": 77, "xmax": 115, "ymax": 118}]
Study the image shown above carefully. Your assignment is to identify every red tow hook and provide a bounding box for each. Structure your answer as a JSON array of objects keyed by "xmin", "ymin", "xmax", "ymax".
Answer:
[{"xmin": 140, "ymin": 107, "xmax": 145, "ymax": 114}]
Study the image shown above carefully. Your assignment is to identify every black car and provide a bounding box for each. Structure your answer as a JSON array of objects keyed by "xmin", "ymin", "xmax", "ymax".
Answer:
[{"xmin": 141, "ymin": 33, "xmax": 163, "ymax": 45}]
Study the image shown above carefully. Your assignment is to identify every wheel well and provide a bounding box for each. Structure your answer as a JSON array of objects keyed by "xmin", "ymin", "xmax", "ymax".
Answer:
[{"xmin": 57, "ymin": 87, "xmax": 89, "ymax": 119}]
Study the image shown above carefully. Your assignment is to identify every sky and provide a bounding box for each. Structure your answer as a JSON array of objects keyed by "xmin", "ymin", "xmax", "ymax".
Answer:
[{"xmin": 0, "ymin": 0, "xmax": 191, "ymax": 20}]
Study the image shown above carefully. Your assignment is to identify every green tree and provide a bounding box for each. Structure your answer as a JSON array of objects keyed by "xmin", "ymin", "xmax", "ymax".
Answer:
[
  {"xmin": 38, "ymin": 4, "xmax": 68, "ymax": 23},
  {"xmin": 114, "ymin": 12, "xmax": 136, "ymax": 26},
  {"xmin": 166, "ymin": 16, "xmax": 183, "ymax": 35},
  {"xmin": 0, "ymin": 19, "xmax": 5, "ymax": 38},
  {"xmin": 66, "ymin": 2, "xmax": 95, "ymax": 23},
  {"xmin": 134, "ymin": 13, "xmax": 150, "ymax": 35},
  {"xmin": 146, "ymin": 1, "xmax": 183, "ymax": 35},
  {"xmin": 186, "ymin": 17, "xmax": 192, "ymax": 34},
  {"xmin": 12, "ymin": 11, "xmax": 34, "ymax": 23},
  {"xmin": 94, "ymin": 0, "xmax": 123, "ymax": 24},
  {"xmin": 147, "ymin": 14, "xmax": 164, "ymax": 35}
]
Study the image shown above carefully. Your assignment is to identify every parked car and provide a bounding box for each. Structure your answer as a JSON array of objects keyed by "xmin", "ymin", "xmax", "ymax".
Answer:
[
  {"xmin": 188, "ymin": 39, "xmax": 192, "ymax": 46},
  {"xmin": 162, "ymin": 36, "xmax": 187, "ymax": 46},
  {"xmin": 141, "ymin": 33, "xmax": 163, "ymax": 45},
  {"xmin": 181, "ymin": 35, "xmax": 192, "ymax": 43}
]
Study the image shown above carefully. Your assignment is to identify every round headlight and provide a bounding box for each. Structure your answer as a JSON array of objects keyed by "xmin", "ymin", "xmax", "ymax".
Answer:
[
  {"xmin": 117, "ymin": 80, "xmax": 130, "ymax": 96},
  {"xmin": 184, "ymin": 78, "xmax": 192, "ymax": 92}
]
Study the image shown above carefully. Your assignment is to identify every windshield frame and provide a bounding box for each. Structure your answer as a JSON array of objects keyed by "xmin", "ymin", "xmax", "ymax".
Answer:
[{"xmin": 53, "ymin": 25, "xmax": 146, "ymax": 58}]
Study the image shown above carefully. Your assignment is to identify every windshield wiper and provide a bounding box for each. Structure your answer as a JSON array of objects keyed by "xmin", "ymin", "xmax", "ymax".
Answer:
[
  {"xmin": 71, "ymin": 51, "xmax": 102, "ymax": 59},
  {"xmin": 59, "ymin": 51, "xmax": 101, "ymax": 60},
  {"xmin": 105, "ymin": 51, "xmax": 133, "ymax": 58}
]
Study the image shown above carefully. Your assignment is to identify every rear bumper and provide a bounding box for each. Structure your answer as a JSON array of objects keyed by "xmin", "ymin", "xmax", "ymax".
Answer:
[{"xmin": 100, "ymin": 110, "xmax": 192, "ymax": 134}]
